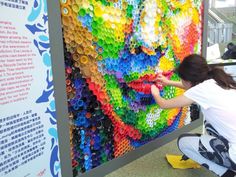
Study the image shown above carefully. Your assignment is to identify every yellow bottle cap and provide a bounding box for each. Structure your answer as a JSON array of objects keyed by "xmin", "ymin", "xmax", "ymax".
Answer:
[
  {"xmin": 79, "ymin": 55, "xmax": 89, "ymax": 64},
  {"xmin": 72, "ymin": 4, "xmax": 80, "ymax": 13}
]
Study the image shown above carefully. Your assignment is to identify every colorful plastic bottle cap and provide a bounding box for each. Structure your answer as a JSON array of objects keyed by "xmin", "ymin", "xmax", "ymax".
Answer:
[
  {"xmin": 77, "ymin": 46, "xmax": 84, "ymax": 54},
  {"xmin": 79, "ymin": 8, "xmax": 86, "ymax": 16},
  {"xmin": 66, "ymin": 67, "xmax": 72, "ymax": 74},
  {"xmin": 86, "ymin": 32, "xmax": 93, "ymax": 41},
  {"xmin": 90, "ymin": 65, "xmax": 97, "ymax": 73},
  {"xmin": 97, "ymin": 55, "xmax": 103, "ymax": 61},
  {"xmin": 85, "ymin": 47, "xmax": 93, "ymax": 55},
  {"xmin": 72, "ymin": 4, "xmax": 80, "ymax": 13},
  {"xmin": 73, "ymin": 104, "xmax": 79, "ymax": 110},
  {"xmin": 94, "ymin": 6, "xmax": 103, "ymax": 17},
  {"xmin": 75, "ymin": 35, "xmax": 82, "ymax": 45},
  {"xmin": 92, "ymin": 27, "xmax": 98, "ymax": 35},
  {"xmin": 73, "ymin": 53, "xmax": 80, "ymax": 61},
  {"xmin": 66, "ymin": 79, "xmax": 71, "ymax": 85},
  {"xmin": 79, "ymin": 56, "xmax": 89, "ymax": 64},
  {"xmin": 91, "ymin": 126, "xmax": 96, "ymax": 132},
  {"xmin": 74, "ymin": 62, "xmax": 80, "ymax": 68},
  {"xmin": 66, "ymin": 86, "xmax": 72, "ymax": 92},
  {"xmin": 84, "ymin": 154, "xmax": 89, "ymax": 160},
  {"xmin": 61, "ymin": 6, "xmax": 71, "ymax": 16},
  {"xmin": 68, "ymin": 92, "xmax": 75, "ymax": 99},
  {"xmin": 86, "ymin": 112, "xmax": 92, "ymax": 119},
  {"xmin": 62, "ymin": 16, "xmax": 70, "ymax": 26},
  {"xmin": 98, "ymin": 47, "xmax": 103, "ymax": 54},
  {"xmin": 93, "ymin": 36, "xmax": 98, "ymax": 42},
  {"xmin": 77, "ymin": 100, "xmax": 84, "ymax": 107}
]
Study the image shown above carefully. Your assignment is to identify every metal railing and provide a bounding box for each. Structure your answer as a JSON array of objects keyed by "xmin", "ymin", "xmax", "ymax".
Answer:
[
  {"xmin": 208, "ymin": 9, "xmax": 234, "ymax": 45},
  {"xmin": 208, "ymin": 22, "xmax": 233, "ymax": 45}
]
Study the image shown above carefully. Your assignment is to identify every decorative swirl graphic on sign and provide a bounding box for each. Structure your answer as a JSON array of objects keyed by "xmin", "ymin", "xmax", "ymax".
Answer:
[{"xmin": 26, "ymin": 0, "xmax": 60, "ymax": 176}]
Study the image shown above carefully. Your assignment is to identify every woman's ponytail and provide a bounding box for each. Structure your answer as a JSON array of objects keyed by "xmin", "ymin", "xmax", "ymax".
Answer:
[{"xmin": 208, "ymin": 67, "xmax": 236, "ymax": 89}]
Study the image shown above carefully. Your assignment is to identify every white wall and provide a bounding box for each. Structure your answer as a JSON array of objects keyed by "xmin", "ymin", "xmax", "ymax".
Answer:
[{"xmin": 209, "ymin": 0, "xmax": 236, "ymax": 8}]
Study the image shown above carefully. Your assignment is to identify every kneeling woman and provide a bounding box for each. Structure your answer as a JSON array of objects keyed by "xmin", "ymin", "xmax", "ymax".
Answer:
[{"xmin": 151, "ymin": 54, "xmax": 236, "ymax": 177}]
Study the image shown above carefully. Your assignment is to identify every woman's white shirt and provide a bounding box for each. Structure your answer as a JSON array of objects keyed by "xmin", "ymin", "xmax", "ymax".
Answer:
[{"xmin": 184, "ymin": 79, "xmax": 236, "ymax": 163}]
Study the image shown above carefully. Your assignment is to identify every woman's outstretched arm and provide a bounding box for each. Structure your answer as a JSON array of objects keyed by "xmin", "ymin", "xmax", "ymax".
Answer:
[
  {"xmin": 151, "ymin": 85, "xmax": 193, "ymax": 109},
  {"xmin": 156, "ymin": 73, "xmax": 186, "ymax": 89}
]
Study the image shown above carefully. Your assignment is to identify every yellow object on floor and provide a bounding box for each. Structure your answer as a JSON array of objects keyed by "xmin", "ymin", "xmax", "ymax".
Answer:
[{"xmin": 166, "ymin": 154, "xmax": 201, "ymax": 169}]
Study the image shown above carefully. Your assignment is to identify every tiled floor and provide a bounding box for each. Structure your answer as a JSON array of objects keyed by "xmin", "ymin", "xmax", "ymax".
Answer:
[{"xmin": 106, "ymin": 127, "xmax": 216, "ymax": 177}]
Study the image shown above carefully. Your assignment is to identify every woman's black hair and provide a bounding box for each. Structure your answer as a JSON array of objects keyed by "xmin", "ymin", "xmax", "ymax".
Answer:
[{"xmin": 176, "ymin": 54, "xmax": 236, "ymax": 89}]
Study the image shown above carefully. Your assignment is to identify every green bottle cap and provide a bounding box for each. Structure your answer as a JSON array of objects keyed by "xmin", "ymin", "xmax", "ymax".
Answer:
[{"xmin": 78, "ymin": 8, "xmax": 86, "ymax": 16}]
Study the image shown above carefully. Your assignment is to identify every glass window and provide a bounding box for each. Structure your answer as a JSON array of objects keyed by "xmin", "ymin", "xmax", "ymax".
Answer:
[{"xmin": 207, "ymin": 0, "xmax": 236, "ymax": 63}]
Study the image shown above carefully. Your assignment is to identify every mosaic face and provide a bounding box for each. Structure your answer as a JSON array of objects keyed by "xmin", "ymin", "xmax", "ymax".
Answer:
[{"xmin": 60, "ymin": 0, "xmax": 203, "ymax": 174}]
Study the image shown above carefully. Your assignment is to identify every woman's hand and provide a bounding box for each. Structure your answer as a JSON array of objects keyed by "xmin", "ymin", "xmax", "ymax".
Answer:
[{"xmin": 155, "ymin": 73, "xmax": 170, "ymax": 86}]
